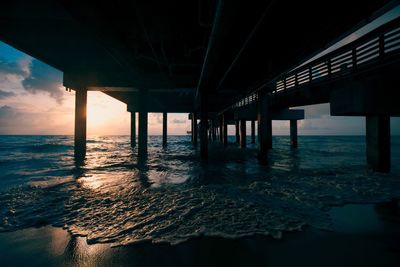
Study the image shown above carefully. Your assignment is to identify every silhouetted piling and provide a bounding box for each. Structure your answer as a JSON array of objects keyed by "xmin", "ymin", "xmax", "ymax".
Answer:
[
  {"xmin": 251, "ymin": 120, "xmax": 256, "ymax": 144},
  {"xmin": 290, "ymin": 120, "xmax": 298, "ymax": 148},
  {"xmin": 138, "ymin": 90, "xmax": 148, "ymax": 157},
  {"xmin": 240, "ymin": 119, "xmax": 246, "ymax": 148},
  {"xmin": 131, "ymin": 112, "xmax": 136, "ymax": 147},
  {"xmin": 162, "ymin": 112, "xmax": 167, "ymax": 146},
  {"xmin": 366, "ymin": 115, "xmax": 390, "ymax": 172},
  {"xmin": 74, "ymin": 88, "xmax": 87, "ymax": 161}
]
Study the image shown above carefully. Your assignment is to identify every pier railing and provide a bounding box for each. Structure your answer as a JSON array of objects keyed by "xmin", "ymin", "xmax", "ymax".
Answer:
[{"xmin": 231, "ymin": 16, "xmax": 400, "ymax": 109}]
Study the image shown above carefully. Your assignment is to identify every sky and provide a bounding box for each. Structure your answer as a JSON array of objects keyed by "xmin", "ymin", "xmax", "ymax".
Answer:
[
  {"xmin": 0, "ymin": 6, "xmax": 400, "ymax": 136},
  {"xmin": 0, "ymin": 45, "xmax": 190, "ymax": 135}
]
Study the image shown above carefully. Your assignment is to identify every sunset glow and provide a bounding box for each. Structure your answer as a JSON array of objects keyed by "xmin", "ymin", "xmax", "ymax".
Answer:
[
  {"xmin": 2, "ymin": 2, "xmax": 400, "ymax": 266},
  {"xmin": 86, "ymin": 92, "xmax": 130, "ymax": 135}
]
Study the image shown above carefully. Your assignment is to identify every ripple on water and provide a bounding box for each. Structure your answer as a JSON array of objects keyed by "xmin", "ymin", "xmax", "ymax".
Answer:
[{"xmin": 0, "ymin": 135, "xmax": 400, "ymax": 246}]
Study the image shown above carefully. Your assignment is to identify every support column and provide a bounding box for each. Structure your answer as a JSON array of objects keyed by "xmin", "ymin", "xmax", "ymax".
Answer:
[
  {"xmin": 200, "ymin": 94, "xmax": 208, "ymax": 159},
  {"xmin": 366, "ymin": 116, "xmax": 390, "ymax": 172},
  {"xmin": 130, "ymin": 112, "xmax": 136, "ymax": 147},
  {"xmin": 162, "ymin": 112, "xmax": 167, "ymax": 146},
  {"xmin": 258, "ymin": 90, "xmax": 272, "ymax": 158},
  {"xmin": 267, "ymin": 120, "xmax": 272, "ymax": 148},
  {"xmin": 192, "ymin": 112, "xmax": 198, "ymax": 146},
  {"xmin": 208, "ymin": 121, "xmax": 212, "ymax": 141},
  {"xmin": 290, "ymin": 120, "xmax": 298, "ymax": 148},
  {"xmin": 191, "ymin": 115, "xmax": 194, "ymax": 142},
  {"xmin": 240, "ymin": 119, "xmax": 247, "ymax": 148},
  {"xmin": 74, "ymin": 88, "xmax": 87, "ymax": 161},
  {"xmin": 212, "ymin": 120, "xmax": 217, "ymax": 141},
  {"xmin": 138, "ymin": 90, "xmax": 148, "ymax": 157},
  {"xmin": 235, "ymin": 120, "xmax": 240, "ymax": 144},
  {"xmin": 223, "ymin": 114, "xmax": 228, "ymax": 147},
  {"xmin": 219, "ymin": 119, "xmax": 223, "ymax": 142},
  {"xmin": 251, "ymin": 120, "xmax": 256, "ymax": 144}
]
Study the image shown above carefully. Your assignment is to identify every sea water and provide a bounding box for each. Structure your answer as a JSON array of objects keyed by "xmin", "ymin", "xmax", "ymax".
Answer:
[{"xmin": 0, "ymin": 135, "xmax": 399, "ymax": 246}]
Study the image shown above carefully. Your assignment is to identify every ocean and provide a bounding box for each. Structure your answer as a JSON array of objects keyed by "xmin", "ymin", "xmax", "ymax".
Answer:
[{"xmin": 0, "ymin": 135, "xmax": 399, "ymax": 247}]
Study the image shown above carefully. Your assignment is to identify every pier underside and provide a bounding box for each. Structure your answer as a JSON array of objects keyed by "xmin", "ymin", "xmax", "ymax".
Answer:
[{"xmin": 0, "ymin": 0, "xmax": 399, "ymax": 172}]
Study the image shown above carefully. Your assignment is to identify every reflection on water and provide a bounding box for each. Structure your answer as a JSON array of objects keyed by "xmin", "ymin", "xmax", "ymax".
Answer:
[
  {"xmin": 47, "ymin": 227, "xmax": 70, "ymax": 256},
  {"xmin": 0, "ymin": 135, "xmax": 399, "ymax": 246},
  {"xmin": 0, "ymin": 226, "xmax": 110, "ymax": 266},
  {"xmin": 1, "ymin": 201, "xmax": 399, "ymax": 267}
]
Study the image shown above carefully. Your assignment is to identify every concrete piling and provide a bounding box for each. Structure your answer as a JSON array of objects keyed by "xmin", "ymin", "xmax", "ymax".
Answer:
[
  {"xmin": 258, "ymin": 90, "xmax": 272, "ymax": 157},
  {"xmin": 290, "ymin": 119, "xmax": 298, "ymax": 148},
  {"xmin": 240, "ymin": 119, "xmax": 246, "ymax": 148},
  {"xmin": 251, "ymin": 120, "xmax": 256, "ymax": 144},
  {"xmin": 138, "ymin": 90, "xmax": 148, "ymax": 157},
  {"xmin": 223, "ymin": 114, "xmax": 228, "ymax": 147},
  {"xmin": 192, "ymin": 112, "xmax": 198, "ymax": 146},
  {"xmin": 200, "ymin": 94, "xmax": 208, "ymax": 159},
  {"xmin": 74, "ymin": 88, "xmax": 87, "ymax": 161},
  {"xmin": 131, "ymin": 112, "xmax": 136, "ymax": 147},
  {"xmin": 162, "ymin": 112, "xmax": 167, "ymax": 147},
  {"xmin": 366, "ymin": 115, "xmax": 390, "ymax": 173},
  {"xmin": 235, "ymin": 120, "xmax": 240, "ymax": 144}
]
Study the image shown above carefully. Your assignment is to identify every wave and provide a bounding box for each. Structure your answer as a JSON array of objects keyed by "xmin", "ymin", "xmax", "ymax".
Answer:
[
  {"xmin": 21, "ymin": 144, "xmax": 72, "ymax": 153},
  {"xmin": 0, "ymin": 136, "xmax": 399, "ymax": 246},
  {"xmin": 1, "ymin": 168, "xmax": 399, "ymax": 246}
]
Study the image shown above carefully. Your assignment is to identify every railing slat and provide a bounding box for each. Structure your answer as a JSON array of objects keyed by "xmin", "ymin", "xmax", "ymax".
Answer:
[{"xmin": 230, "ymin": 17, "xmax": 400, "ymax": 111}]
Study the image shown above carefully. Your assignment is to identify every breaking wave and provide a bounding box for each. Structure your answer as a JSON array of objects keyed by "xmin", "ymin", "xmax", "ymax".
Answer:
[{"xmin": 0, "ymin": 135, "xmax": 399, "ymax": 246}]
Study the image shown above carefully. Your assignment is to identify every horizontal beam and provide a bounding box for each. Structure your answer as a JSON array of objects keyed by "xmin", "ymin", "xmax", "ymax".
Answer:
[
  {"xmin": 270, "ymin": 109, "xmax": 305, "ymax": 120},
  {"xmin": 86, "ymin": 87, "xmax": 195, "ymax": 93},
  {"xmin": 234, "ymin": 107, "xmax": 304, "ymax": 120},
  {"xmin": 64, "ymin": 71, "xmax": 198, "ymax": 89},
  {"xmin": 109, "ymin": 90, "xmax": 195, "ymax": 112},
  {"xmin": 188, "ymin": 112, "xmax": 221, "ymax": 120},
  {"xmin": 330, "ymin": 77, "xmax": 400, "ymax": 116},
  {"xmin": 128, "ymin": 105, "xmax": 194, "ymax": 113}
]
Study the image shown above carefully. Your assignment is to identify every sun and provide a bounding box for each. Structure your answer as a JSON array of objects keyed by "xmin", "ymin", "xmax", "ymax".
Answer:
[{"xmin": 86, "ymin": 91, "xmax": 129, "ymax": 135}]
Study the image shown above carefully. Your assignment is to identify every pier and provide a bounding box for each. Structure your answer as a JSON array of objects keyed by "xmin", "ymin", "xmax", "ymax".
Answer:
[{"xmin": 1, "ymin": 0, "xmax": 399, "ymax": 172}]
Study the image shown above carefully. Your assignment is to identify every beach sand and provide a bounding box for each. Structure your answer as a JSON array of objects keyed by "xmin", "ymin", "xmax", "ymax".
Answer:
[{"xmin": 0, "ymin": 201, "xmax": 399, "ymax": 267}]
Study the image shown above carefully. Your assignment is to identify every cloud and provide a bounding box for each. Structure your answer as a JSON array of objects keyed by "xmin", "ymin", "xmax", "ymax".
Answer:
[
  {"xmin": 21, "ymin": 59, "xmax": 64, "ymax": 104},
  {"xmin": 149, "ymin": 113, "xmax": 163, "ymax": 125},
  {"xmin": 0, "ymin": 57, "xmax": 27, "ymax": 77},
  {"xmin": 0, "ymin": 105, "xmax": 23, "ymax": 131},
  {"xmin": 0, "ymin": 105, "xmax": 17, "ymax": 117},
  {"xmin": 0, "ymin": 57, "xmax": 65, "ymax": 103},
  {"xmin": 0, "ymin": 105, "xmax": 73, "ymax": 134},
  {"xmin": 301, "ymin": 103, "xmax": 330, "ymax": 119},
  {"xmin": 172, "ymin": 118, "xmax": 186, "ymax": 124},
  {"xmin": 298, "ymin": 120, "xmax": 318, "ymax": 130},
  {"xmin": 148, "ymin": 114, "xmax": 188, "ymax": 125},
  {"xmin": 0, "ymin": 90, "xmax": 15, "ymax": 99}
]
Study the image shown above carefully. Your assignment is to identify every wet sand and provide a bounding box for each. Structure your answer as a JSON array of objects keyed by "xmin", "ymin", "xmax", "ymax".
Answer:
[{"xmin": 0, "ymin": 201, "xmax": 399, "ymax": 267}]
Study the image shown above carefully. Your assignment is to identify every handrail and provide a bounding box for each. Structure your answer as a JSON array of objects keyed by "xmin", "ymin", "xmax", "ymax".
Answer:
[{"xmin": 230, "ymin": 16, "xmax": 400, "ymax": 110}]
